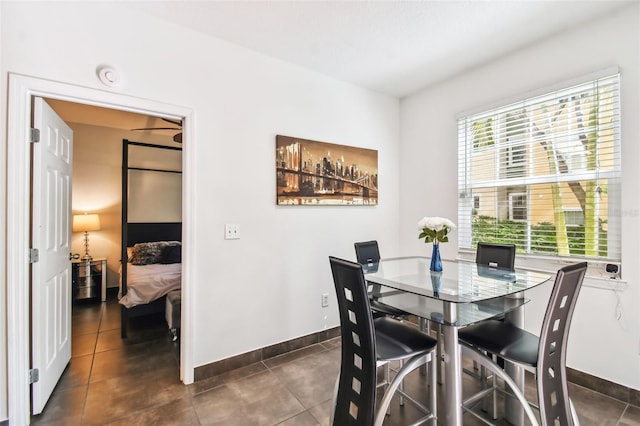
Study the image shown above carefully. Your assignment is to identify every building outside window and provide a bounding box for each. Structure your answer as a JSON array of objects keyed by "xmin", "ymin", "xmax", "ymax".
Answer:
[{"xmin": 458, "ymin": 73, "xmax": 621, "ymax": 261}]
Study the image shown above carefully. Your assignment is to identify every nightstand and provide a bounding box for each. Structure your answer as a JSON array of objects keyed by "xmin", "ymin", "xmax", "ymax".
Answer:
[{"xmin": 71, "ymin": 257, "xmax": 107, "ymax": 302}]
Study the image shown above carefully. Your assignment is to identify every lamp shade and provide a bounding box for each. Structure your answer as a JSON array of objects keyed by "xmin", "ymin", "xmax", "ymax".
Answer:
[{"xmin": 73, "ymin": 214, "xmax": 101, "ymax": 232}]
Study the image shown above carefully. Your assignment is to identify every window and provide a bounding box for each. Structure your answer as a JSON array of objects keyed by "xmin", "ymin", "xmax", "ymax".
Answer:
[
  {"xmin": 508, "ymin": 193, "xmax": 527, "ymax": 221},
  {"xmin": 563, "ymin": 208, "xmax": 585, "ymax": 227},
  {"xmin": 473, "ymin": 195, "xmax": 480, "ymax": 210},
  {"xmin": 458, "ymin": 74, "xmax": 621, "ymax": 260}
]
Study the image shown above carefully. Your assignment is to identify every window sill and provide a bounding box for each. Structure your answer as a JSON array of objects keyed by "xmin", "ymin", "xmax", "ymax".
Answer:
[{"xmin": 457, "ymin": 249, "xmax": 626, "ymax": 291}]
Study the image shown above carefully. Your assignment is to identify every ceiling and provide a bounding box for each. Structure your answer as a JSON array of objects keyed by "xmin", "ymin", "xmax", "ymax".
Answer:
[
  {"xmin": 124, "ymin": 0, "xmax": 633, "ymax": 98},
  {"xmin": 46, "ymin": 99, "xmax": 173, "ymax": 131},
  {"xmin": 50, "ymin": 1, "xmax": 633, "ymax": 130}
]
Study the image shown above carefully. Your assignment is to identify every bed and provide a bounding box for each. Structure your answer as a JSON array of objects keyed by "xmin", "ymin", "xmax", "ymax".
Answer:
[{"xmin": 120, "ymin": 222, "xmax": 182, "ymax": 338}]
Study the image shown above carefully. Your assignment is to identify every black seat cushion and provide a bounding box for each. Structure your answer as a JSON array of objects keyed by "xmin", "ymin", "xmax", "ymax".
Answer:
[
  {"xmin": 374, "ymin": 317, "xmax": 437, "ymax": 362},
  {"xmin": 459, "ymin": 320, "xmax": 539, "ymax": 367}
]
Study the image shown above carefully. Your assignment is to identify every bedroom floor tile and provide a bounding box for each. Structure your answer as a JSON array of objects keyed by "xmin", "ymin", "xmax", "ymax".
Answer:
[
  {"xmin": 98, "ymin": 301, "xmax": 121, "ymax": 331},
  {"xmin": 71, "ymin": 332, "xmax": 98, "ymax": 357},
  {"xmin": 72, "ymin": 307, "xmax": 101, "ymax": 335},
  {"xmin": 30, "ymin": 385, "xmax": 87, "ymax": 425},
  {"xmin": 31, "ymin": 294, "xmax": 640, "ymax": 425},
  {"xmin": 55, "ymin": 354, "xmax": 93, "ymax": 391}
]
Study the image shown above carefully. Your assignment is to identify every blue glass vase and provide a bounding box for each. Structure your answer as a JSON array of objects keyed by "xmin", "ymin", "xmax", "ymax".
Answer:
[
  {"xmin": 430, "ymin": 243, "xmax": 442, "ymax": 272},
  {"xmin": 430, "ymin": 271, "xmax": 442, "ymax": 297}
]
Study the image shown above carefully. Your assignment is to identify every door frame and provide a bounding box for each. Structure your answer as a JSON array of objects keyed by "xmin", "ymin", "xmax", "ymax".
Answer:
[{"xmin": 7, "ymin": 74, "xmax": 195, "ymax": 425}]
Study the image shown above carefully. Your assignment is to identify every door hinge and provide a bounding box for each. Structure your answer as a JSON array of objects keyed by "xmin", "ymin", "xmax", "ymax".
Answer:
[
  {"xmin": 30, "ymin": 128, "xmax": 40, "ymax": 144},
  {"xmin": 29, "ymin": 368, "xmax": 39, "ymax": 384},
  {"xmin": 29, "ymin": 248, "xmax": 39, "ymax": 263}
]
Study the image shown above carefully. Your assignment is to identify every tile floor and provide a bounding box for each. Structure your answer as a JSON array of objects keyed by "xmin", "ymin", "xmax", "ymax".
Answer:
[{"xmin": 31, "ymin": 292, "xmax": 640, "ymax": 425}]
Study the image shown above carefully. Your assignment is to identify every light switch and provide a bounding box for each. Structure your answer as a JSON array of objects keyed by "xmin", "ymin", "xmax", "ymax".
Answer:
[{"xmin": 224, "ymin": 224, "xmax": 240, "ymax": 240}]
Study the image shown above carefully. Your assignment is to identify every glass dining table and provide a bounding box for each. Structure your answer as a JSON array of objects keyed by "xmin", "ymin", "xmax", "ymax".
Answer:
[{"xmin": 363, "ymin": 256, "xmax": 551, "ymax": 426}]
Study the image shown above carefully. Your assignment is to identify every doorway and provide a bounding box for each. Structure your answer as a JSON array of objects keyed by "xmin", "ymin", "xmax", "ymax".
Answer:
[{"xmin": 7, "ymin": 74, "xmax": 195, "ymax": 425}]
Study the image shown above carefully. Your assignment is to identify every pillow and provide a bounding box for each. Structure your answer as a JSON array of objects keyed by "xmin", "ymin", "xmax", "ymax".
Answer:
[
  {"xmin": 130, "ymin": 241, "xmax": 180, "ymax": 265},
  {"xmin": 160, "ymin": 244, "xmax": 182, "ymax": 264}
]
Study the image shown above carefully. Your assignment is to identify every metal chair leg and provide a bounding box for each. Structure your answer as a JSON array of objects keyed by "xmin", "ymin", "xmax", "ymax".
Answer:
[{"xmin": 419, "ymin": 317, "xmax": 429, "ymax": 376}]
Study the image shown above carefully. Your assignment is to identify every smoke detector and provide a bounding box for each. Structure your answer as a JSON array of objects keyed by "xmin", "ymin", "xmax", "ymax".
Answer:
[{"xmin": 96, "ymin": 65, "xmax": 121, "ymax": 87}]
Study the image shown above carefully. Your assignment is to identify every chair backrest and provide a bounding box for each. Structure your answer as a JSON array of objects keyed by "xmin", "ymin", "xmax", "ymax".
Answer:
[
  {"xmin": 537, "ymin": 262, "xmax": 587, "ymax": 426},
  {"xmin": 476, "ymin": 242, "xmax": 516, "ymax": 270},
  {"xmin": 354, "ymin": 241, "xmax": 380, "ymax": 265},
  {"xmin": 329, "ymin": 256, "xmax": 377, "ymax": 425}
]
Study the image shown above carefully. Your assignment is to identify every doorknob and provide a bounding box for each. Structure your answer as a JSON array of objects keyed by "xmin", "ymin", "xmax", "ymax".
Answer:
[{"xmin": 69, "ymin": 253, "xmax": 80, "ymax": 260}]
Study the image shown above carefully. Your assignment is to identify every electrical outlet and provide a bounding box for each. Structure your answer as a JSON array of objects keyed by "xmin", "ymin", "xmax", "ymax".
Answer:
[
  {"xmin": 321, "ymin": 293, "xmax": 329, "ymax": 307},
  {"xmin": 224, "ymin": 224, "xmax": 240, "ymax": 240}
]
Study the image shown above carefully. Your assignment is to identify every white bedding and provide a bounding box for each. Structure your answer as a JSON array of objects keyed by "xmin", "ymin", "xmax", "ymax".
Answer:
[{"xmin": 119, "ymin": 263, "xmax": 181, "ymax": 308}]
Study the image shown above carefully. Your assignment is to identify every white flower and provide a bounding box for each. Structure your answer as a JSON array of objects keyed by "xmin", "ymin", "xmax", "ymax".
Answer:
[
  {"xmin": 418, "ymin": 216, "xmax": 456, "ymax": 232},
  {"xmin": 418, "ymin": 216, "xmax": 456, "ymax": 244}
]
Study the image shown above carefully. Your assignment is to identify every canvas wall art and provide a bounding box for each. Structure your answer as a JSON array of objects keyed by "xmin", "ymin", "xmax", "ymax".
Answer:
[{"xmin": 276, "ymin": 135, "xmax": 378, "ymax": 205}]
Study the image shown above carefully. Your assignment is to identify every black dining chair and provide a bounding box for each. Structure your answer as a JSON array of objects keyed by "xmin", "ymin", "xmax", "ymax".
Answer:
[
  {"xmin": 468, "ymin": 242, "xmax": 517, "ymax": 413},
  {"xmin": 458, "ymin": 262, "xmax": 587, "ymax": 425},
  {"xmin": 354, "ymin": 241, "xmax": 409, "ymax": 319},
  {"xmin": 329, "ymin": 256, "xmax": 438, "ymax": 426},
  {"xmin": 476, "ymin": 242, "xmax": 516, "ymax": 269},
  {"xmin": 474, "ymin": 242, "xmax": 517, "ymax": 326}
]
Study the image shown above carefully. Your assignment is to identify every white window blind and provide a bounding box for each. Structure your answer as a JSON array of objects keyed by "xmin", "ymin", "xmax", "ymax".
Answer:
[{"xmin": 458, "ymin": 74, "xmax": 621, "ymax": 261}]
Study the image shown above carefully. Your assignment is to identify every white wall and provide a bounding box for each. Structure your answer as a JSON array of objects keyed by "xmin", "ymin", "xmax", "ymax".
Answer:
[
  {"xmin": 0, "ymin": 2, "xmax": 400, "ymax": 420},
  {"xmin": 400, "ymin": 4, "xmax": 640, "ymax": 389},
  {"xmin": 0, "ymin": 1, "xmax": 5, "ymax": 421}
]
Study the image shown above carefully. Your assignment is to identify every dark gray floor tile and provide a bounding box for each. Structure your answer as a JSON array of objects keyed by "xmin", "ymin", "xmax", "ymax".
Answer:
[
  {"xmin": 227, "ymin": 370, "xmax": 307, "ymax": 425},
  {"xmin": 269, "ymin": 348, "xmax": 340, "ymax": 409},
  {"xmin": 191, "ymin": 383, "xmax": 256, "ymax": 425},
  {"xmin": 192, "ymin": 370, "xmax": 305, "ymax": 425},
  {"xmin": 619, "ymin": 405, "xmax": 640, "ymax": 426},
  {"xmin": 82, "ymin": 364, "xmax": 186, "ymax": 425},
  {"xmin": 104, "ymin": 396, "xmax": 200, "ymax": 426},
  {"xmin": 35, "ymin": 293, "xmax": 636, "ymax": 426},
  {"xmin": 308, "ymin": 399, "xmax": 332, "ymax": 426},
  {"xmin": 376, "ymin": 366, "xmax": 438, "ymax": 426},
  {"xmin": 277, "ymin": 410, "xmax": 321, "ymax": 426},
  {"xmin": 568, "ymin": 383, "xmax": 626, "ymax": 426}
]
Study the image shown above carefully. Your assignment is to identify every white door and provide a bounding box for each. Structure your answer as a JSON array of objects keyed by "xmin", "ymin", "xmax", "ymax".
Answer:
[{"xmin": 31, "ymin": 97, "xmax": 73, "ymax": 415}]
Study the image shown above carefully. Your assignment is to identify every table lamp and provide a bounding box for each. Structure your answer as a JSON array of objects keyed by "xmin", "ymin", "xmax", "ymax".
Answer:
[{"xmin": 72, "ymin": 213, "xmax": 101, "ymax": 261}]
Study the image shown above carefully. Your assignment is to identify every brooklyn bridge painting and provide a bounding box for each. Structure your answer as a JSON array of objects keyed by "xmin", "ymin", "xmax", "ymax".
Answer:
[{"xmin": 276, "ymin": 135, "xmax": 378, "ymax": 205}]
